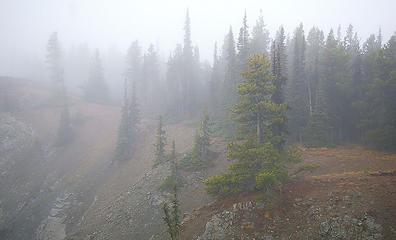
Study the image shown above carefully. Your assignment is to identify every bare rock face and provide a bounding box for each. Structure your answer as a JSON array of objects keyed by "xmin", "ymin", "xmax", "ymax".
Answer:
[
  {"xmin": 0, "ymin": 113, "xmax": 34, "ymax": 163},
  {"xmin": 79, "ymin": 162, "xmax": 173, "ymax": 240},
  {"xmin": 198, "ymin": 211, "xmax": 237, "ymax": 240},
  {"xmin": 319, "ymin": 214, "xmax": 383, "ymax": 239}
]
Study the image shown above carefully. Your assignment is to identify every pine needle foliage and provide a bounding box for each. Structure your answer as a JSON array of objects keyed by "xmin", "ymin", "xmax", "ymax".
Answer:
[
  {"xmin": 162, "ymin": 184, "xmax": 181, "ymax": 240},
  {"xmin": 203, "ymin": 54, "xmax": 300, "ymax": 199},
  {"xmin": 153, "ymin": 115, "xmax": 167, "ymax": 167}
]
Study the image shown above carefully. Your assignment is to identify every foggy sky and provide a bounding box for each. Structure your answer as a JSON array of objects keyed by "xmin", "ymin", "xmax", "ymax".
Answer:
[{"xmin": 1, "ymin": 0, "xmax": 395, "ymax": 79}]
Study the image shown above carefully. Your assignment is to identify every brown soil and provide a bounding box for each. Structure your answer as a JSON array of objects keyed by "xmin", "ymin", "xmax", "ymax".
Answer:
[{"xmin": 182, "ymin": 145, "xmax": 396, "ymax": 239}]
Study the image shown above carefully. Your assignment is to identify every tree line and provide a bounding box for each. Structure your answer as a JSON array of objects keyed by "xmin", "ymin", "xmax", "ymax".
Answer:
[{"xmin": 45, "ymin": 10, "xmax": 396, "ymax": 152}]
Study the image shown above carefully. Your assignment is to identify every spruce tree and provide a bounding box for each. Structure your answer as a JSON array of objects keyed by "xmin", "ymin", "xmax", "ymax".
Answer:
[
  {"xmin": 222, "ymin": 27, "xmax": 238, "ymax": 106},
  {"xmin": 203, "ymin": 54, "xmax": 297, "ymax": 198},
  {"xmin": 250, "ymin": 10, "xmax": 270, "ymax": 56},
  {"xmin": 126, "ymin": 40, "xmax": 142, "ymax": 98},
  {"xmin": 85, "ymin": 49, "xmax": 110, "ymax": 104},
  {"xmin": 182, "ymin": 9, "xmax": 195, "ymax": 116},
  {"xmin": 288, "ymin": 23, "xmax": 309, "ymax": 142},
  {"xmin": 166, "ymin": 44, "xmax": 184, "ymax": 119},
  {"xmin": 209, "ymin": 42, "xmax": 221, "ymax": 115},
  {"xmin": 114, "ymin": 79, "xmax": 140, "ymax": 162},
  {"xmin": 46, "ymin": 32, "xmax": 64, "ymax": 101},
  {"xmin": 142, "ymin": 44, "xmax": 160, "ymax": 114},
  {"xmin": 270, "ymin": 26, "xmax": 288, "ymax": 150},
  {"xmin": 237, "ymin": 11, "xmax": 250, "ymax": 74},
  {"xmin": 162, "ymin": 185, "xmax": 181, "ymax": 240},
  {"xmin": 153, "ymin": 115, "xmax": 167, "ymax": 167}
]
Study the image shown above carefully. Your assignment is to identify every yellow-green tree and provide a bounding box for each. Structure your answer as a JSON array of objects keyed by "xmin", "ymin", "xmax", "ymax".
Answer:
[{"xmin": 203, "ymin": 54, "xmax": 299, "ymax": 198}]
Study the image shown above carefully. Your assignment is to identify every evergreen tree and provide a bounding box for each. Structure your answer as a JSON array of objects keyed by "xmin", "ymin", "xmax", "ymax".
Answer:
[
  {"xmin": 199, "ymin": 111, "xmax": 211, "ymax": 159},
  {"xmin": 305, "ymin": 27, "xmax": 324, "ymax": 113},
  {"xmin": 179, "ymin": 111, "xmax": 212, "ymax": 170},
  {"xmin": 46, "ymin": 32, "xmax": 64, "ymax": 101},
  {"xmin": 270, "ymin": 26, "xmax": 288, "ymax": 150},
  {"xmin": 250, "ymin": 10, "xmax": 270, "ymax": 56},
  {"xmin": 166, "ymin": 44, "xmax": 183, "ymax": 118},
  {"xmin": 203, "ymin": 54, "xmax": 298, "ymax": 198},
  {"xmin": 47, "ymin": 32, "xmax": 73, "ymax": 146},
  {"xmin": 359, "ymin": 34, "xmax": 396, "ymax": 150},
  {"xmin": 114, "ymin": 79, "xmax": 140, "ymax": 161},
  {"xmin": 222, "ymin": 27, "xmax": 238, "ymax": 106},
  {"xmin": 209, "ymin": 42, "xmax": 221, "ymax": 115},
  {"xmin": 142, "ymin": 44, "xmax": 160, "ymax": 115},
  {"xmin": 126, "ymin": 40, "xmax": 142, "ymax": 99},
  {"xmin": 288, "ymin": 23, "xmax": 309, "ymax": 142},
  {"xmin": 128, "ymin": 81, "xmax": 140, "ymax": 146},
  {"xmin": 237, "ymin": 11, "xmax": 250, "ymax": 74},
  {"xmin": 154, "ymin": 115, "xmax": 167, "ymax": 167},
  {"xmin": 85, "ymin": 49, "xmax": 110, "ymax": 104},
  {"xmin": 182, "ymin": 9, "xmax": 196, "ymax": 116},
  {"xmin": 320, "ymin": 29, "xmax": 350, "ymax": 143},
  {"xmin": 162, "ymin": 185, "xmax": 181, "ymax": 240}
]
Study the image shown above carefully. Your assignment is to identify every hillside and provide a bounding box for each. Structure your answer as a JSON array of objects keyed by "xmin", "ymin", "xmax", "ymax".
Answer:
[
  {"xmin": 1, "ymin": 78, "xmax": 396, "ymax": 240},
  {"xmin": 183, "ymin": 146, "xmax": 396, "ymax": 239}
]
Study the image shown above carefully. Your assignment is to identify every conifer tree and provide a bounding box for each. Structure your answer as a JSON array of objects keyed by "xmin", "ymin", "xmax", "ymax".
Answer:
[
  {"xmin": 237, "ymin": 11, "xmax": 250, "ymax": 74},
  {"xmin": 47, "ymin": 33, "xmax": 73, "ymax": 146},
  {"xmin": 182, "ymin": 9, "xmax": 195, "ymax": 116},
  {"xmin": 128, "ymin": 81, "xmax": 140, "ymax": 146},
  {"xmin": 46, "ymin": 32, "xmax": 64, "ymax": 101},
  {"xmin": 154, "ymin": 115, "xmax": 167, "ymax": 167},
  {"xmin": 250, "ymin": 10, "xmax": 270, "ymax": 56},
  {"xmin": 85, "ymin": 49, "xmax": 110, "ymax": 104},
  {"xmin": 203, "ymin": 54, "xmax": 297, "ymax": 198},
  {"xmin": 162, "ymin": 185, "xmax": 181, "ymax": 240},
  {"xmin": 142, "ymin": 44, "xmax": 160, "ymax": 114},
  {"xmin": 114, "ymin": 79, "xmax": 140, "ymax": 161},
  {"xmin": 288, "ymin": 23, "xmax": 309, "ymax": 142},
  {"xmin": 126, "ymin": 40, "xmax": 142, "ymax": 98},
  {"xmin": 305, "ymin": 27, "xmax": 324, "ymax": 114},
  {"xmin": 270, "ymin": 26, "xmax": 288, "ymax": 150},
  {"xmin": 198, "ymin": 111, "xmax": 211, "ymax": 159},
  {"xmin": 209, "ymin": 42, "xmax": 221, "ymax": 115},
  {"xmin": 166, "ymin": 44, "xmax": 183, "ymax": 118},
  {"xmin": 222, "ymin": 27, "xmax": 238, "ymax": 106}
]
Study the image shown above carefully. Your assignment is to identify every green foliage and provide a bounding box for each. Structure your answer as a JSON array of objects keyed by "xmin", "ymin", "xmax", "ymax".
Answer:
[
  {"xmin": 203, "ymin": 139, "xmax": 298, "ymax": 198},
  {"xmin": 257, "ymin": 189, "xmax": 281, "ymax": 209},
  {"xmin": 114, "ymin": 80, "xmax": 139, "ymax": 162},
  {"xmin": 179, "ymin": 112, "xmax": 213, "ymax": 171},
  {"xmin": 303, "ymin": 110, "xmax": 332, "ymax": 148},
  {"xmin": 204, "ymin": 54, "xmax": 299, "ymax": 199},
  {"xmin": 153, "ymin": 115, "xmax": 167, "ymax": 167},
  {"xmin": 296, "ymin": 163, "xmax": 319, "ymax": 174},
  {"xmin": 162, "ymin": 185, "xmax": 181, "ymax": 240},
  {"xmin": 358, "ymin": 36, "xmax": 396, "ymax": 151},
  {"xmin": 159, "ymin": 141, "xmax": 183, "ymax": 192}
]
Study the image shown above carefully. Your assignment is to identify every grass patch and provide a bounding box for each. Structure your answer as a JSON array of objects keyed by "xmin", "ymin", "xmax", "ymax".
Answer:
[{"xmin": 296, "ymin": 163, "xmax": 319, "ymax": 174}]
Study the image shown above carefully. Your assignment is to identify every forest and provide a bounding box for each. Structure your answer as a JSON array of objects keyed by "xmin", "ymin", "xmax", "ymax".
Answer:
[
  {"xmin": 44, "ymin": 11, "xmax": 396, "ymax": 151},
  {"xmin": 1, "ymin": 1, "xmax": 396, "ymax": 240}
]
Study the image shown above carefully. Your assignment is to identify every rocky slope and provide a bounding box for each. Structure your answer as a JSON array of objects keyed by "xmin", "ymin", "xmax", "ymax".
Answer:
[{"xmin": 183, "ymin": 146, "xmax": 396, "ymax": 240}]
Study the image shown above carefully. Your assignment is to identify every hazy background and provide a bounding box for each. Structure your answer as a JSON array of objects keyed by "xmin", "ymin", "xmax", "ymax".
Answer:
[{"xmin": 1, "ymin": 0, "xmax": 395, "ymax": 86}]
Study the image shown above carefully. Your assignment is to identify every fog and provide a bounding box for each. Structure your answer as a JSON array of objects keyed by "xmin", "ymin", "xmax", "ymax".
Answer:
[
  {"xmin": 1, "ymin": 1, "xmax": 396, "ymax": 239},
  {"xmin": 1, "ymin": 0, "xmax": 395, "ymax": 83}
]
